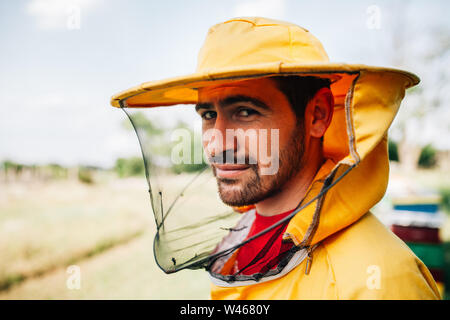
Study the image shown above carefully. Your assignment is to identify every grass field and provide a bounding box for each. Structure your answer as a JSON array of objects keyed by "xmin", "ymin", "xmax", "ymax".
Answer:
[
  {"xmin": 0, "ymin": 232, "xmax": 210, "ymax": 299},
  {"xmin": 0, "ymin": 167, "xmax": 448, "ymax": 299},
  {"xmin": 0, "ymin": 175, "xmax": 212, "ymax": 299}
]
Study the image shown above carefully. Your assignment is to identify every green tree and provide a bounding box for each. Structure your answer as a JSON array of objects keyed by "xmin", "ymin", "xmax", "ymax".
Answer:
[
  {"xmin": 418, "ymin": 144, "xmax": 437, "ymax": 168},
  {"xmin": 122, "ymin": 114, "xmax": 208, "ymax": 174},
  {"xmin": 440, "ymin": 187, "xmax": 450, "ymax": 214},
  {"xmin": 387, "ymin": 3, "xmax": 450, "ymax": 171},
  {"xmin": 78, "ymin": 166, "xmax": 94, "ymax": 184},
  {"xmin": 114, "ymin": 157, "xmax": 145, "ymax": 177},
  {"xmin": 170, "ymin": 121, "xmax": 208, "ymax": 174},
  {"xmin": 388, "ymin": 139, "xmax": 399, "ymax": 162},
  {"xmin": 122, "ymin": 112, "xmax": 164, "ymax": 136}
]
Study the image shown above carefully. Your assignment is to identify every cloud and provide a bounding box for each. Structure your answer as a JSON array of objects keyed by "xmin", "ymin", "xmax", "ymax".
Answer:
[
  {"xmin": 233, "ymin": 0, "xmax": 286, "ymax": 19},
  {"xmin": 26, "ymin": 0, "xmax": 101, "ymax": 30}
]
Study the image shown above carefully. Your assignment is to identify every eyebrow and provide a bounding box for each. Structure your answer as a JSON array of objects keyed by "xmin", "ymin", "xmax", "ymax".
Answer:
[
  {"xmin": 195, "ymin": 102, "xmax": 213, "ymax": 112},
  {"xmin": 195, "ymin": 95, "xmax": 270, "ymax": 112}
]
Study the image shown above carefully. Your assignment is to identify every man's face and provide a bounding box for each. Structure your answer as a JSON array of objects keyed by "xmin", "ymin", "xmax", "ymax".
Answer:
[{"xmin": 196, "ymin": 78, "xmax": 306, "ymax": 207}]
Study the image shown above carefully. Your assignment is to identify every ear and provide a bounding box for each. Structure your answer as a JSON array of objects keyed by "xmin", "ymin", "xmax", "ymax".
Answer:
[{"xmin": 305, "ymin": 87, "xmax": 334, "ymax": 139}]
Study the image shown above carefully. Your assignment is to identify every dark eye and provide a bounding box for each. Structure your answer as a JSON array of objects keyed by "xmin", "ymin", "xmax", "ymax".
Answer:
[{"xmin": 201, "ymin": 111, "xmax": 217, "ymax": 120}]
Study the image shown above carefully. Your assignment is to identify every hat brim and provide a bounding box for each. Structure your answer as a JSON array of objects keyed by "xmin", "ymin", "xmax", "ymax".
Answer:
[{"xmin": 110, "ymin": 63, "xmax": 419, "ymax": 108}]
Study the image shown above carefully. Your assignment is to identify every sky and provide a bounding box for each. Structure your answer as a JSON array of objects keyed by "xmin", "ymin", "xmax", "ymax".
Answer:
[{"xmin": 0, "ymin": 0, "xmax": 449, "ymax": 168}]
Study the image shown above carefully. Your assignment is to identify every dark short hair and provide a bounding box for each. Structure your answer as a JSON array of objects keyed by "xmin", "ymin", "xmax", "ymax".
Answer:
[{"xmin": 271, "ymin": 76, "xmax": 331, "ymax": 122}]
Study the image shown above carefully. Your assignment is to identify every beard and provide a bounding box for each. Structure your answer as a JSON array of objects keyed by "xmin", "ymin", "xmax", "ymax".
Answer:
[{"xmin": 212, "ymin": 125, "xmax": 305, "ymax": 207}]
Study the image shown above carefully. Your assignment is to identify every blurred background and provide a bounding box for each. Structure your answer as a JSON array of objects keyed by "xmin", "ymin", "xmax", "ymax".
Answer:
[{"xmin": 0, "ymin": 0, "xmax": 449, "ymax": 299}]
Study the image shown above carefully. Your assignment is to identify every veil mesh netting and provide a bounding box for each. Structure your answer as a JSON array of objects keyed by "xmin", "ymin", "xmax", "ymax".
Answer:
[{"xmin": 120, "ymin": 103, "xmax": 344, "ymax": 283}]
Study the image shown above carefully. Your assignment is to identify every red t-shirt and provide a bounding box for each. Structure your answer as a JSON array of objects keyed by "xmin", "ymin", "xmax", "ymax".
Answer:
[{"xmin": 235, "ymin": 209, "xmax": 294, "ymax": 275}]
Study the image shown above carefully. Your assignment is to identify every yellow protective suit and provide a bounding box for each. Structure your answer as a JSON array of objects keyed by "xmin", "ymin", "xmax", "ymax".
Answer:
[
  {"xmin": 110, "ymin": 17, "xmax": 441, "ymax": 300},
  {"xmin": 209, "ymin": 71, "xmax": 441, "ymax": 300}
]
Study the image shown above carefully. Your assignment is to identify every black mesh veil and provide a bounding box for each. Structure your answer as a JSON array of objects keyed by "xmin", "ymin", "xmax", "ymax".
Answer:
[
  {"xmin": 120, "ymin": 104, "xmax": 240, "ymax": 273},
  {"xmin": 119, "ymin": 101, "xmax": 354, "ymax": 283}
]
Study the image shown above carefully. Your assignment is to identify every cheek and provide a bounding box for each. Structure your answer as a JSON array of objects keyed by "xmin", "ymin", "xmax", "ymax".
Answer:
[
  {"xmin": 236, "ymin": 117, "xmax": 296, "ymax": 162},
  {"xmin": 242, "ymin": 135, "xmax": 259, "ymax": 159},
  {"xmin": 268, "ymin": 116, "xmax": 297, "ymax": 148},
  {"xmin": 201, "ymin": 129, "xmax": 214, "ymax": 157},
  {"xmin": 202, "ymin": 121, "xmax": 214, "ymax": 132}
]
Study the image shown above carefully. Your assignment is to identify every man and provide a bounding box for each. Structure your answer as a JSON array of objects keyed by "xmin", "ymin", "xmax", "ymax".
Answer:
[{"xmin": 111, "ymin": 17, "xmax": 440, "ymax": 299}]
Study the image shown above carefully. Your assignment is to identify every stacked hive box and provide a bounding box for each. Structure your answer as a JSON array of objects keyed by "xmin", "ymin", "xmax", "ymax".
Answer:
[{"xmin": 390, "ymin": 197, "xmax": 446, "ymax": 298}]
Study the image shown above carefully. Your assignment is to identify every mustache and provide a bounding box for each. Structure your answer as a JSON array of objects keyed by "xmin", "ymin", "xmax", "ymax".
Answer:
[{"xmin": 207, "ymin": 151, "xmax": 258, "ymax": 166}]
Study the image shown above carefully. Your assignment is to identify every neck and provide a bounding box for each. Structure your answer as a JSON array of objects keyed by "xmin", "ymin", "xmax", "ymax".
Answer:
[{"xmin": 256, "ymin": 140, "xmax": 324, "ymax": 217}]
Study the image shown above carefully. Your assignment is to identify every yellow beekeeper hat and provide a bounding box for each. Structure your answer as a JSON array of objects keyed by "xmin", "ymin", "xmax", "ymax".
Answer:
[{"xmin": 110, "ymin": 17, "xmax": 419, "ymax": 109}]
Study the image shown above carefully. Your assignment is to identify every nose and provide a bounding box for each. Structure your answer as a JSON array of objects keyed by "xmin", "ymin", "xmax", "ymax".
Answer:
[{"xmin": 203, "ymin": 114, "xmax": 237, "ymax": 163}]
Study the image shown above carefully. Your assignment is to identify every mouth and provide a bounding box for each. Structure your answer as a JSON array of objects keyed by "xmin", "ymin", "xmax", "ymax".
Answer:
[{"xmin": 213, "ymin": 164, "xmax": 251, "ymax": 179}]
